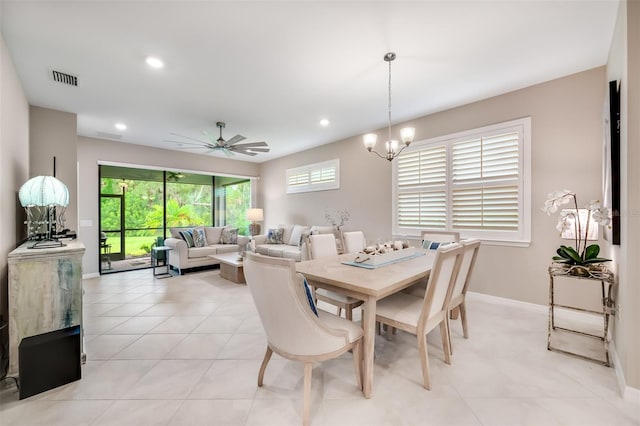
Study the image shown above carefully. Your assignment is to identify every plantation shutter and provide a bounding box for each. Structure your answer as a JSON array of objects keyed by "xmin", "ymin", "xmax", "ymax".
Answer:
[
  {"xmin": 396, "ymin": 145, "xmax": 447, "ymax": 228},
  {"xmin": 451, "ymin": 132, "xmax": 519, "ymax": 230},
  {"xmin": 286, "ymin": 159, "xmax": 340, "ymax": 193}
]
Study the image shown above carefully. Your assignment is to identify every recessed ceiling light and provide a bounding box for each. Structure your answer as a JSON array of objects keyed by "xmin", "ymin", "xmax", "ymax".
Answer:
[
  {"xmin": 319, "ymin": 119, "xmax": 330, "ymax": 127},
  {"xmin": 115, "ymin": 123, "xmax": 127, "ymax": 131},
  {"xmin": 145, "ymin": 56, "xmax": 164, "ymax": 69}
]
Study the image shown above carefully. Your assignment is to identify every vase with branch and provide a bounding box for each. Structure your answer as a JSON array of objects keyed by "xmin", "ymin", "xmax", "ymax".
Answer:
[{"xmin": 543, "ymin": 190, "xmax": 611, "ymax": 270}]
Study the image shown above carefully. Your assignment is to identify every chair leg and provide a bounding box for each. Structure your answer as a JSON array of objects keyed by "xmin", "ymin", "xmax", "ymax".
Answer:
[
  {"xmin": 440, "ymin": 321, "xmax": 452, "ymax": 365},
  {"xmin": 346, "ymin": 307, "xmax": 352, "ymax": 321},
  {"xmin": 417, "ymin": 333, "xmax": 432, "ymax": 390},
  {"xmin": 352, "ymin": 339, "xmax": 363, "ymax": 391},
  {"xmin": 257, "ymin": 346, "xmax": 273, "ymax": 387},
  {"xmin": 303, "ymin": 362, "xmax": 313, "ymax": 426},
  {"xmin": 446, "ymin": 315, "xmax": 453, "ymax": 356},
  {"xmin": 460, "ymin": 302, "xmax": 469, "ymax": 338},
  {"xmin": 376, "ymin": 321, "xmax": 381, "ymax": 335},
  {"xmin": 337, "ymin": 307, "xmax": 343, "ymax": 317},
  {"xmin": 450, "ymin": 306, "xmax": 460, "ymax": 320}
]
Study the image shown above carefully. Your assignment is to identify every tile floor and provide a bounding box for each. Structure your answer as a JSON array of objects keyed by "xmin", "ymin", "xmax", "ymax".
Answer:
[{"xmin": 1, "ymin": 268, "xmax": 638, "ymax": 425}]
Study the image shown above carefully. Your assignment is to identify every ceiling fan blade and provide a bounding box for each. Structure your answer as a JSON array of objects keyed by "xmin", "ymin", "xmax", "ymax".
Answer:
[
  {"xmin": 232, "ymin": 141, "xmax": 268, "ymax": 148},
  {"xmin": 163, "ymin": 139, "xmax": 208, "ymax": 147},
  {"xmin": 234, "ymin": 150, "xmax": 258, "ymax": 156},
  {"xmin": 201, "ymin": 129, "xmax": 217, "ymax": 143},
  {"xmin": 239, "ymin": 147, "xmax": 270, "ymax": 152},
  {"xmin": 225, "ymin": 134, "xmax": 246, "ymax": 146},
  {"xmin": 169, "ymin": 132, "xmax": 210, "ymax": 145},
  {"xmin": 222, "ymin": 148, "xmax": 234, "ymax": 157}
]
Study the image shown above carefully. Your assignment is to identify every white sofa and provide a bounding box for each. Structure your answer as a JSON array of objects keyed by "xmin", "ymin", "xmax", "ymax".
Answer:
[
  {"xmin": 165, "ymin": 226, "xmax": 249, "ymax": 274},
  {"xmin": 253, "ymin": 224, "xmax": 337, "ymax": 262}
]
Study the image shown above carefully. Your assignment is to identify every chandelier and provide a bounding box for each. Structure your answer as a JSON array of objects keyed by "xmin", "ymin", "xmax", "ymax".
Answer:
[{"xmin": 363, "ymin": 52, "xmax": 415, "ymax": 161}]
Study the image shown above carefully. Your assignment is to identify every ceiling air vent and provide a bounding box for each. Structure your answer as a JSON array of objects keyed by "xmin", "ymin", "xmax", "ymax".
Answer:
[
  {"xmin": 51, "ymin": 70, "xmax": 78, "ymax": 87},
  {"xmin": 96, "ymin": 131, "xmax": 122, "ymax": 140}
]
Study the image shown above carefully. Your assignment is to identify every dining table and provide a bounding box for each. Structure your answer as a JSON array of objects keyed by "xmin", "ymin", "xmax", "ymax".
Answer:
[{"xmin": 295, "ymin": 250, "xmax": 435, "ymax": 398}]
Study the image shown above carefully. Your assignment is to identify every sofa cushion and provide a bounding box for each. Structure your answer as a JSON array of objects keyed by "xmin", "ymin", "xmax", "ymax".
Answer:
[
  {"xmin": 204, "ymin": 226, "xmax": 223, "ymax": 244},
  {"xmin": 192, "ymin": 227, "xmax": 208, "ymax": 247},
  {"xmin": 215, "ymin": 244, "xmax": 238, "ymax": 254},
  {"xmin": 221, "ymin": 227, "xmax": 238, "ymax": 244},
  {"xmin": 169, "ymin": 227, "xmax": 181, "ymax": 239},
  {"xmin": 279, "ymin": 225, "xmax": 295, "ymax": 245},
  {"xmin": 255, "ymin": 245, "xmax": 270, "ymax": 256},
  {"xmin": 281, "ymin": 245, "xmax": 303, "ymax": 261},
  {"xmin": 289, "ymin": 225, "xmax": 309, "ymax": 246},
  {"xmin": 188, "ymin": 245, "xmax": 218, "ymax": 258},
  {"xmin": 422, "ymin": 240, "xmax": 453, "ymax": 250},
  {"xmin": 266, "ymin": 228, "xmax": 284, "ymax": 244}
]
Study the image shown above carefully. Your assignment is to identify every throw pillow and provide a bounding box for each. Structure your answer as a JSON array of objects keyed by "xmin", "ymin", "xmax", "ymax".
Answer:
[
  {"xmin": 302, "ymin": 277, "xmax": 318, "ymax": 316},
  {"xmin": 221, "ymin": 227, "xmax": 238, "ymax": 244},
  {"xmin": 178, "ymin": 229, "xmax": 195, "ymax": 248},
  {"xmin": 192, "ymin": 227, "xmax": 208, "ymax": 248},
  {"xmin": 422, "ymin": 240, "xmax": 452, "ymax": 250},
  {"xmin": 266, "ymin": 228, "xmax": 284, "ymax": 244}
]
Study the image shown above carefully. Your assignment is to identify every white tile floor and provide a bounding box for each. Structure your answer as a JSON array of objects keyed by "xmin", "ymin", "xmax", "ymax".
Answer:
[{"xmin": 1, "ymin": 268, "xmax": 638, "ymax": 426}]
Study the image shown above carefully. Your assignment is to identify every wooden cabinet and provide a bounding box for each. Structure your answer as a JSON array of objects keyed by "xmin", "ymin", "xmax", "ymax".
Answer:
[{"xmin": 8, "ymin": 240, "xmax": 85, "ymax": 376}]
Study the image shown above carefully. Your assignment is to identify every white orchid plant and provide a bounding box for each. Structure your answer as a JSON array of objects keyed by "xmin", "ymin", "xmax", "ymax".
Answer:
[{"xmin": 542, "ymin": 189, "xmax": 611, "ymax": 266}]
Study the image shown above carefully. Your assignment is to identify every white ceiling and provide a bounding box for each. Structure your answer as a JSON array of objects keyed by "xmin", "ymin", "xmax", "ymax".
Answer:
[{"xmin": 1, "ymin": 1, "xmax": 619, "ymax": 163}]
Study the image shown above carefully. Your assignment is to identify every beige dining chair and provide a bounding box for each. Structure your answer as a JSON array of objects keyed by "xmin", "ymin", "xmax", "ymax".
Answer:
[
  {"xmin": 342, "ymin": 230, "xmax": 366, "ymax": 254},
  {"xmin": 447, "ymin": 239, "xmax": 481, "ymax": 351},
  {"xmin": 308, "ymin": 234, "xmax": 364, "ymax": 320},
  {"xmin": 243, "ymin": 253, "xmax": 363, "ymax": 426},
  {"xmin": 375, "ymin": 243, "xmax": 464, "ymax": 390},
  {"xmin": 403, "ymin": 230, "xmax": 461, "ymax": 297}
]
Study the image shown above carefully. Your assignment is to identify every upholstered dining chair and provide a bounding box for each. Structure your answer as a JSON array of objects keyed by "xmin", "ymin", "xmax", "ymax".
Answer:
[
  {"xmin": 308, "ymin": 234, "xmax": 364, "ymax": 320},
  {"xmin": 375, "ymin": 243, "xmax": 464, "ymax": 390},
  {"xmin": 342, "ymin": 230, "xmax": 366, "ymax": 254},
  {"xmin": 403, "ymin": 230, "xmax": 461, "ymax": 297},
  {"xmin": 447, "ymin": 239, "xmax": 481, "ymax": 351},
  {"xmin": 243, "ymin": 253, "xmax": 363, "ymax": 426}
]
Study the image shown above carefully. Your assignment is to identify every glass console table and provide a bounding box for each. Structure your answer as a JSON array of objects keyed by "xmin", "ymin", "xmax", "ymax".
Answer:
[{"xmin": 547, "ymin": 264, "xmax": 615, "ymax": 366}]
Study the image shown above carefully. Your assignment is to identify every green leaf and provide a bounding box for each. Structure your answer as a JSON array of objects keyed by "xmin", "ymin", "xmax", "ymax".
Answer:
[
  {"xmin": 582, "ymin": 257, "xmax": 612, "ymax": 264},
  {"xmin": 552, "ymin": 256, "xmax": 571, "ymax": 263},
  {"xmin": 584, "ymin": 244, "xmax": 600, "ymax": 260},
  {"xmin": 559, "ymin": 246, "xmax": 582, "ymax": 263}
]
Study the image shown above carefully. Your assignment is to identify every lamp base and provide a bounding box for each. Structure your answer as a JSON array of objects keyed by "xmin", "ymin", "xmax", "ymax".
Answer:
[{"xmin": 249, "ymin": 223, "xmax": 261, "ymax": 236}]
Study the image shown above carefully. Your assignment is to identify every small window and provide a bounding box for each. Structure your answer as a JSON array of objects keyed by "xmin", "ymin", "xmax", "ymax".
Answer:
[
  {"xmin": 286, "ymin": 159, "xmax": 340, "ymax": 194},
  {"xmin": 393, "ymin": 117, "xmax": 531, "ymax": 245}
]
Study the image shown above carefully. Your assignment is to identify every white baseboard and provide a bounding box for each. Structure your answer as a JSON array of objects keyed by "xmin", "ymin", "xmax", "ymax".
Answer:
[
  {"xmin": 610, "ymin": 341, "xmax": 640, "ymax": 402},
  {"xmin": 82, "ymin": 272, "xmax": 99, "ymax": 279},
  {"xmin": 467, "ymin": 290, "xmax": 547, "ymax": 313}
]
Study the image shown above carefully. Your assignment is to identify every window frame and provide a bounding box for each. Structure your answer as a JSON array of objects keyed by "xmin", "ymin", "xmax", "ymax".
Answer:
[
  {"xmin": 286, "ymin": 158, "xmax": 340, "ymax": 194},
  {"xmin": 392, "ymin": 117, "xmax": 531, "ymax": 246}
]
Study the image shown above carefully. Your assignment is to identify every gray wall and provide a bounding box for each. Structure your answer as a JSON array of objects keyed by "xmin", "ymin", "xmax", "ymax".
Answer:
[
  {"xmin": 260, "ymin": 67, "xmax": 606, "ymax": 308},
  {"xmin": 0, "ymin": 35, "xmax": 29, "ymax": 371},
  {"xmin": 606, "ymin": 0, "xmax": 639, "ymax": 391},
  {"xmin": 29, "ymin": 106, "xmax": 78, "ymax": 232},
  {"xmin": 77, "ymin": 137, "xmax": 260, "ymax": 275}
]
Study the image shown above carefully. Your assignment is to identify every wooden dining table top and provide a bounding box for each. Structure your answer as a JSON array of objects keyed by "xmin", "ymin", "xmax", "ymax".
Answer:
[{"xmin": 296, "ymin": 251, "xmax": 436, "ymax": 298}]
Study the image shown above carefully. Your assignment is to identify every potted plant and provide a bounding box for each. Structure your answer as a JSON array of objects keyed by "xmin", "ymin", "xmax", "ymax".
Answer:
[{"xmin": 542, "ymin": 190, "xmax": 611, "ymax": 275}]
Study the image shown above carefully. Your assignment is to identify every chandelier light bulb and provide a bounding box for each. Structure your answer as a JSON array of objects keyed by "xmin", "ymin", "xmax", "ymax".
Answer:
[
  {"xmin": 363, "ymin": 133, "xmax": 378, "ymax": 151},
  {"xmin": 400, "ymin": 127, "xmax": 415, "ymax": 145}
]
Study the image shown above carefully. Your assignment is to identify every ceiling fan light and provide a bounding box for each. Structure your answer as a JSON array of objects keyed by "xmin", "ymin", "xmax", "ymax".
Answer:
[
  {"xmin": 400, "ymin": 127, "xmax": 415, "ymax": 145},
  {"xmin": 363, "ymin": 133, "xmax": 377, "ymax": 151}
]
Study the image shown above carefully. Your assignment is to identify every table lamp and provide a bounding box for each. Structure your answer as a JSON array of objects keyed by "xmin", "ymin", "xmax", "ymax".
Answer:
[{"xmin": 247, "ymin": 208, "xmax": 264, "ymax": 236}]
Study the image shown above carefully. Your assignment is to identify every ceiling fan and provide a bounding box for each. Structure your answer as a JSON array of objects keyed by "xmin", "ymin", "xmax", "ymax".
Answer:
[{"xmin": 166, "ymin": 122, "xmax": 269, "ymax": 157}]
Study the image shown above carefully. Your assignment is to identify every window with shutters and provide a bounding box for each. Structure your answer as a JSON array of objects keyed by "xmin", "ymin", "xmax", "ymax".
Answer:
[
  {"xmin": 286, "ymin": 159, "xmax": 340, "ymax": 194},
  {"xmin": 393, "ymin": 118, "xmax": 531, "ymax": 245}
]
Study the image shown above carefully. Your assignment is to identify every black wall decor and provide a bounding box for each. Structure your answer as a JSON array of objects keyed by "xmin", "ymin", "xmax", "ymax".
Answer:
[{"xmin": 608, "ymin": 80, "xmax": 621, "ymax": 245}]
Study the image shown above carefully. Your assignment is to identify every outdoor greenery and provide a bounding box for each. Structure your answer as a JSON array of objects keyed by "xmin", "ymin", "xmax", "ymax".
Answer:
[{"xmin": 100, "ymin": 169, "xmax": 251, "ymax": 259}]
